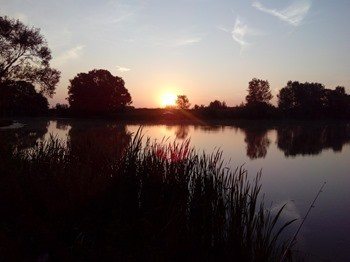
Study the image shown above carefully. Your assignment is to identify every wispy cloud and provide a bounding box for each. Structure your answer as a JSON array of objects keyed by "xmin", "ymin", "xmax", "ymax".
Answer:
[
  {"xmin": 219, "ymin": 18, "xmax": 252, "ymax": 50},
  {"xmin": 116, "ymin": 66, "xmax": 131, "ymax": 72},
  {"xmin": 53, "ymin": 45, "xmax": 85, "ymax": 66},
  {"xmin": 231, "ymin": 18, "xmax": 250, "ymax": 49},
  {"xmin": 219, "ymin": 18, "xmax": 265, "ymax": 52},
  {"xmin": 95, "ymin": 0, "xmax": 148, "ymax": 27},
  {"xmin": 174, "ymin": 37, "xmax": 202, "ymax": 47},
  {"xmin": 252, "ymin": 1, "xmax": 311, "ymax": 26},
  {"xmin": 152, "ymin": 35, "xmax": 203, "ymax": 48}
]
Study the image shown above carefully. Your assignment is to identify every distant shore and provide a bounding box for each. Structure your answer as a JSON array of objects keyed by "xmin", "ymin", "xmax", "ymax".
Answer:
[{"xmin": 43, "ymin": 106, "xmax": 350, "ymax": 122}]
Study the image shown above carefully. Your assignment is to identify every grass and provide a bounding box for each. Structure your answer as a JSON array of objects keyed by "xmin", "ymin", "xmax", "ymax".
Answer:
[{"xmin": 0, "ymin": 129, "xmax": 296, "ymax": 261}]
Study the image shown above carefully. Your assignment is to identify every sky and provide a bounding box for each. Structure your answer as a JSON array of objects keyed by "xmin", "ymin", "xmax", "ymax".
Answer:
[{"xmin": 1, "ymin": 0, "xmax": 350, "ymax": 108}]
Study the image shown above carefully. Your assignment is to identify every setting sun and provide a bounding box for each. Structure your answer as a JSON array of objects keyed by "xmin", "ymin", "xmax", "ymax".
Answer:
[{"xmin": 161, "ymin": 93, "xmax": 177, "ymax": 107}]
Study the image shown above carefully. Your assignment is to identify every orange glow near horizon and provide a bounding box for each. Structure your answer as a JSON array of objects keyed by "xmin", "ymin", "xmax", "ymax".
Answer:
[{"xmin": 160, "ymin": 92, "xmax": 177, "ymax": 107}]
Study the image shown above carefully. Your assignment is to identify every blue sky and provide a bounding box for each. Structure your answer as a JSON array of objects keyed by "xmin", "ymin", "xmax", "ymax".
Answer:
[{"xmin": 1, "ymin": 0, "xmax": 349, "ymax": 107}]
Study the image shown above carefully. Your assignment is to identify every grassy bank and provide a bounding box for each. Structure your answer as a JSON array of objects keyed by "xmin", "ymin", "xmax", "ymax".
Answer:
[{"xmin": 0, "ymin": 130, "xmax": 295, "ymax": 261}]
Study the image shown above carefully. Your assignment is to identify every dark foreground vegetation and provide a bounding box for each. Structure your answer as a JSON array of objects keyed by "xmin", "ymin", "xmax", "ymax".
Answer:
[{"xmin": 0, "ymin": 130, "xmax": 295, "ymax": 261}]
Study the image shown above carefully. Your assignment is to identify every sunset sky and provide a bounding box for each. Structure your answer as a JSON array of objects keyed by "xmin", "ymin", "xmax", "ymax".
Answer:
[{"xmin": 1, "ymin": 0, "xmax": 349, "ymax": 108}]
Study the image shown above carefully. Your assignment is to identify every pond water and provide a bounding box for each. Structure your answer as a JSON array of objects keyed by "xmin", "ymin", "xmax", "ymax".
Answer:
[{"xmin": 2, "ymin": 118, "xmax": 350, "ymax": 261}]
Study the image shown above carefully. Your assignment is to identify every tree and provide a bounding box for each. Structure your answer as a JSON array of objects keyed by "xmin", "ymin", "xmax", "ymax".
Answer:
[
  {"xmin": 246, "ymin": 78, "xmax": 272, "ymax": 106},
  {"xmin": 278, "ymin": 81, "xmax": 328, "ymax": 117},
  {"xmin": 325, "ymin": 86, "xmax": 349, "ymax": 117},
  {"xmin": 55, "ymin": 103, "xmax": 69, "ymax": 111},
  {"xmin": 176, "ymin": 95, "xmax": 191, "ymax": 109},
  {"xmin": 0, "ymin": 80, "xmax": 48, "ymax": 116},
  {"xmin": 68, "ymin": 69, "xmax": 132, "ymax": 114},
  {"xmin": 208, "ymin": 100, "xmax": 227, "ymax": 109},
  {"xmin": 0, "ymin": 16, "xmax": 60, "ymax": 97}
]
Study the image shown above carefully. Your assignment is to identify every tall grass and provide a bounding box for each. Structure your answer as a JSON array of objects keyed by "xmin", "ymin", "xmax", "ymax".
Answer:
[{"xmin": 0, "ymin": 130, "xmax": 295, "ymax": 261}]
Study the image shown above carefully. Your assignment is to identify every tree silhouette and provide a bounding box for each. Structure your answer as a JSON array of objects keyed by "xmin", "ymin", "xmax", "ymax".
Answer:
[
  {"xmin": 325, "ymin": 86, "xmax": 349, "ymax": 117},
  {"xmin": 0, "ymin": 80, "xmax": 48, "ymax": 116},
  {"xmin": 0, "ymin": 16, "xmax": 60, "ymax": 97},
  {"xmin": 277, "ymin": 81, "xmax": 327, "ymax": 117},
  {"xmin": 246, "ymin": 78, "xmax": 272, "ymax": 106},
  {"xmin": 176, "ymin": 95, "xmax": 191, "ymax": 109},
  {"xmin": 68, "ymin": 69, "xmax": 132, "ymax": 114},
  {"xmin": 208, "ymin": 100, "xmax": 227, "ymax": 109}
]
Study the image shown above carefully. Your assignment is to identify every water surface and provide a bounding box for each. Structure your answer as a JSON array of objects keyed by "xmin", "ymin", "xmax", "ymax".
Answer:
[{"xmin": 2, "ymin": 118, "xmax": 350, "ymax": 261}]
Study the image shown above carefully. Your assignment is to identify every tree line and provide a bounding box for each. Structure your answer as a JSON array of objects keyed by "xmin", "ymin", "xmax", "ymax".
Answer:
[
  {"xmin": 1, "ymin": 15, "xmax": 349, "ymax": 119},
  {"xmin": 188, "ymin": 78, "xmax": 350, "ymax": 119}
]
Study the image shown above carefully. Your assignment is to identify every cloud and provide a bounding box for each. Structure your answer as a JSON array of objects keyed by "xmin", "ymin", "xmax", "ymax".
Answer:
[
  {"xmin": 174, "ymin": 37, "xmax": 202, "ymax": 47},
  {"xmin": 116, "ymin": 66, "xmax": 131, "ymax": 72},
  {"xmin": 152, "ymin": 35, "xmax": 203, "ymax": 48},
  {"xmin": 231, "ymin": 18, "xmax": 250, "ymax": 49},
  {"xmin": 252, "ymin": 1, "xmax": 311, "ymax": 26},
  {"xmin": 93, "ymin": 0, "xmax": 146, "ymax": 27},
  {"xmin": 219, "ymin": 18, "xmax": 264, "ymax": 51},
  {"xmin": 53, "ymin": 45, "xmax": 85, "ymax": 66}
]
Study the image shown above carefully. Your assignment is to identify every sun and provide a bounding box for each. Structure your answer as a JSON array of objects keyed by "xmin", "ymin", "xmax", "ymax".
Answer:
[{"xmin": 161, "ymin": 93, "xmax": 177, "ymax": 107}]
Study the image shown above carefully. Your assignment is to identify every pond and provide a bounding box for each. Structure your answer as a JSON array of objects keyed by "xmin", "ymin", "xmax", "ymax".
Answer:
[{"xmin": 1, "ymin": 118, "xmax": 350, "ymax": 261}]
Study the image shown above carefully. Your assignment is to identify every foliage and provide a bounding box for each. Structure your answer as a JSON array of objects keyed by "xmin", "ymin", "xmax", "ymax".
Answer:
[
  {"xmin": 54, "ymin": 103, "xmax": 68, "ymax": 111},
  {"xmin": 208, "ymin": 100, "xmax": 227, "ymax": 109},
  {"xmin": 246, "ymin": 78, "xmax": 273, "ymax": 106},
  {"xmin": 176, "ymin": 95, "xmax": 191, "ymax": 109},
  {"xmin": 0, "ymin": 16, "xmax": 60, "ymax": 97},
  {"xmin": 0, "ymin": 80, "xmax": 48, "ymax": 116},
  {"xmin": 278, "ymin": 81, "xmax": 350, "ymax": 118},
  {"xmin": 68, "ymin": 69, "xmax": 132, "ymax": 114},
  {"xmin": 0, "ymin": 131, "xmax": 295, "ymax": 261}
]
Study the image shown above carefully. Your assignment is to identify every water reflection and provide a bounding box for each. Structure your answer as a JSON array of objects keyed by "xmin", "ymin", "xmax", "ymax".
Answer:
[
  {"xmin": 0, "ymin": 118, "xmax": 48, "ymax": 153},
  {"xmin": 1, "ymin": 120, "xmax": 350, "ymax": 160},
  {"xmin": 65, "ymin": 120, "xmax": 132, "ymax": 163},
  {"xmin": 193, "ymin": 125, "xmax": 230, "ymax": 133},
  {"xmin": 174, "ymin": 125, "xmax": 190, "ymax": 140},
  {"xmin": 276, "ymin": 122, "xmax": 350, "ymax": 157},
  {"xmin": 243, "ymin": 127, "xmax": 271, "ymax": 159}
]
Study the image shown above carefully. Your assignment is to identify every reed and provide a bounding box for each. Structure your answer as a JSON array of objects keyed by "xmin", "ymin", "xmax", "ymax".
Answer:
[{"xmin": 0, "ymin": 130, "xmax": 296, "ymax": 261}]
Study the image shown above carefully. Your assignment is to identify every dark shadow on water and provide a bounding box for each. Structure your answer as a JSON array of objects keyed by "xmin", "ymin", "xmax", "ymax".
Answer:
[
  {"xmin": 0, "ymin": 118, "xmax": 48, "ymax": 153},
  {"xmin": 60, "ymin": 119, "xmax": 132, "ymax": 162},
  {"xmin": 244, "ymin": 127, "xmax": 270, "ymax": 159},
  {"xmin": 276, "ymin": 122, "xmax": 350, "ymax": 157},
  {"xmin": 174, "ymin": 125, "xmax": 190, "ymax": 140}
]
